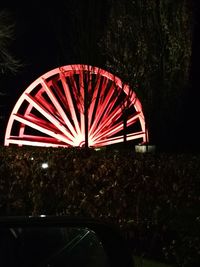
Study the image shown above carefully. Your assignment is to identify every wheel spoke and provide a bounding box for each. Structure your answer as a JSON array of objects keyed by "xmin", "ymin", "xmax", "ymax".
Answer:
[
  {"xmin": 40, "ymin": 78, "xmax": 77, "ymax": 137},
  {"xmin": 24, "ymin": 114, "xmax": 61, "ymax": 132},
  {"xmin": 89, "ymin": 77, "xmax": 112, "ymax": 136},
  {"xmin": 88, "ymin": 73, "xmax": 101, "ymax": 128},
  {"xmin": 51, "ymin": 80, "xmax": 69, "ymax": 109},
  {"xmin": 60, "ymin": 71, "xmax": 81, "ymax": 135},
  {"xmin": 79, "ymin": 71, "xmax": 85, "ymax": 135},
  {"xmin": 92, "ymin": 112, "xmax": 140, "ymax": 142},
  {"xmin": 24, "ymin": 93, "xmax": 75, "ymax": 141},
  {"xmin": 35, "ymin": 90, "xmax": 59, "ymax": 116},
  {"xmin": 90, "ymin": 101, "xmax": 122, "ymax": 139},
  {"xmin": 8, "ymin": 135, "xmax": 68, "ymax": 147},
  {"xmin": 13, "ymin": 114, "xmax": 75, "ymax": 145},
  {"xmin": 94, "ymin": 131, "xmax": 146, "ymax": 147}
]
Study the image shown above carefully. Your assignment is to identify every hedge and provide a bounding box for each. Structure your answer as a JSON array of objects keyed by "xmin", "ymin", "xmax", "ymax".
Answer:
[{"xmin": 0, "ymin": 146, "xmax": 199, "ymax": 266}]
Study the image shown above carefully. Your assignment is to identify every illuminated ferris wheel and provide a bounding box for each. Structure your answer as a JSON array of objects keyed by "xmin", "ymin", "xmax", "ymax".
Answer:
[{"xmin": 4, "ymin": 65, "xmax": 148, "ymax": 148}]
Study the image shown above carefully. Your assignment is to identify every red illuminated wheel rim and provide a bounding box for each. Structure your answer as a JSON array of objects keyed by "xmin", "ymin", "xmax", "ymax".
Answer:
[{"xmin": 4, "ymin": 65, "xmax": 148, "ymax": 148}]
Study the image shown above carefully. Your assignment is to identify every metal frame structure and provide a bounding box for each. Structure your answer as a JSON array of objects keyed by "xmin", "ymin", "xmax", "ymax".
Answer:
[{"xmin": 4, "ymin": 65, "xmax": 148, "ymax": 148}]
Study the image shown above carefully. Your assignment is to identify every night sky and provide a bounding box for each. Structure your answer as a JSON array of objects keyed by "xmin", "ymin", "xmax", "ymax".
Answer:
[
  {"xmin": 2, "ymin": 4, "xmax": 108, "ymax": 103},
  {"xmin": 1, "ymin": 3, "xmax": 200, "ymax": 150}
]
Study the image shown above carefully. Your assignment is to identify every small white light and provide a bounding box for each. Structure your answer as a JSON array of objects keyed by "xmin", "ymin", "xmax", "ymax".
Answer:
[
  {"xmin": 40, "ymin": 214, "xmax": 46, "ymax": 217},
  {"xmin": 30, "ymin": 157, "xmax": 34, "ymax": 160},
  {"xmin": 41, "ymin": 162, "xmax": 48, "ymax": 169}
]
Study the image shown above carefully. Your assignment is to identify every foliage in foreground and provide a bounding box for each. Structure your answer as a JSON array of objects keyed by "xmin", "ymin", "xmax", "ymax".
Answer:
[{"xmin": 0, "ymin": 146, "xmax": 199, "ymax": 267}]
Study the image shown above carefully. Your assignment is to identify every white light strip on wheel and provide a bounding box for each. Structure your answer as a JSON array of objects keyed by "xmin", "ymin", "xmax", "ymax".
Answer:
[
  {"xmin": 90, "ymin": 102, "xmax": 122, "ymax": 140},
  {"xmin": 24, "ymin": 93, "xmax": 75, "ymax": 142},
  {"xmin": 95, "ymin": 131, "xmax": 145, "ymax": 147},
  {"xmin": 7, "ymin": 138, "xmax": 68, "ymax": 147},
  {"xmin": 13, "ymin": 114, "xmax": 75, "ymax": 146},
  {"xmin": 88, "ymin": 74, "xmax": 101, "ymax": 128},
  {"xmin": 40, "ymin": 78, "xmax": 77, "ymax": 137},
  {"xmin": 92, "ymin": 113, "xmax": 140, "ymax": 142},
  {"xmin": 79, "ymin": 71, "xmax": 85, "ymax": 136},
  {"xmin": 60, "ymin": 72, "xmax": 81, "ymax": 136},
  {"xmin": 89, "ymin": 78, "xmax": 113, "ymax": 136}
]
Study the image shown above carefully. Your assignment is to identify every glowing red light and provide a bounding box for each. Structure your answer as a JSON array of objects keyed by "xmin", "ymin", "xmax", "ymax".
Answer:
[{"xmin": 4, "ymin": 65, "xmax": 148, "ymax": 148}]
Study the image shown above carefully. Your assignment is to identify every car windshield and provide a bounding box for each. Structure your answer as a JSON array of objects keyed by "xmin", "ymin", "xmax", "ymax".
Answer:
[{"xmin": 0, "ymin": 227, "xmax": 110, "ymax": 267}]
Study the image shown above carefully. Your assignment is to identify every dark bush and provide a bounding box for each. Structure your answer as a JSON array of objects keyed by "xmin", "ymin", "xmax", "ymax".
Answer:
[{"xmin": 0, "ymin": 146, "xmax": 199, "ymax": 266}]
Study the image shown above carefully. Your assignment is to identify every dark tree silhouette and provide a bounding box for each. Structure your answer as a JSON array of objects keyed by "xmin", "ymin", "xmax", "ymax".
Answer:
[
  {"xmin": 99, "ymin": 0, "xmax": 193, "ymax": 147},
  {"xmin": 0, "ymin": 9, "xmax": 22, "ymax": 74}
]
